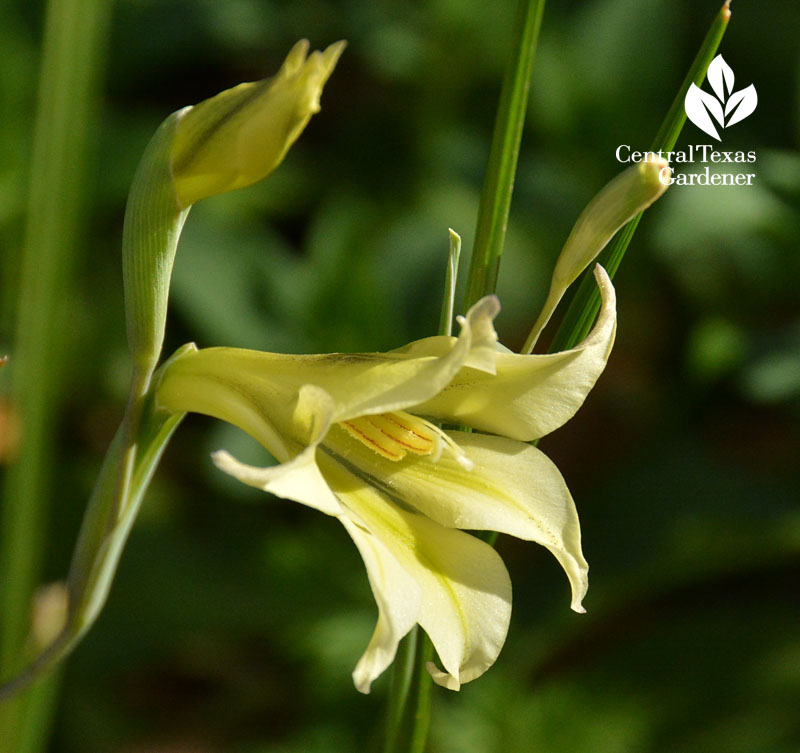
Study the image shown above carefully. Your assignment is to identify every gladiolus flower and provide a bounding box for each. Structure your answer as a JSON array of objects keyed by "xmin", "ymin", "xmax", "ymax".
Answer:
[{"xmin": 155, "ymin": 266, "xmax": 616, "ymax": 693}]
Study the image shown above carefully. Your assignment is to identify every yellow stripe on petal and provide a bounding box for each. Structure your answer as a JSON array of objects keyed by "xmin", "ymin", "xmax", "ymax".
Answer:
[{"xmin": 378, "ymin": 414, "xmax": 437, "ymax": 454}]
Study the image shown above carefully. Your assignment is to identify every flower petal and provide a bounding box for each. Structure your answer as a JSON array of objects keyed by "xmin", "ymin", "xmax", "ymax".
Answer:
[
  {"xmin": 387, "ymin": 295, "xmax": 501, "ymax": 374},
  {"xmin": 157, "ymin": 295, "xmax": 501, "ymax": 442},
  {"xmin": 324, "ymin": 294, "xmax": 500, "ymax": 420},
  {"xmin": 413, "ymin": 265, "xmax": 616, "ymax": 441},
  {"xmin": 326, "ymin": 425, "xmax": 587, "ymax": 612},
  {"xmin": 156, "ymin": 345, "xmax": 294, "ymax": 461},
  {"xmin": 320, "ymin": 455, "xmax": 512, "ymax": 691},
  {"xmin": 211, "ymin": 385, "xmax": 342, "ymax": 515},
  {"xmin": 340, "ymin": 515, "xmax": 421, "ymax": 694}
]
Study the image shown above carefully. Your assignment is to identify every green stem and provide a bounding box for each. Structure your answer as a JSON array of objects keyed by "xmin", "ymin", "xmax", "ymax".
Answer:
[
  {"xmin": 463, "ymin": 0, "xmax": 546, "ymax": 310},
  {"xmin": 0, "ymin": 389, "xmax": 184, "ymax": 703},
  {"xmin": 549, "ymin": 1, "xmax": 731, "ymax": 352},
  {"xmin": 0, "ymin": 0, "xmax": 110, "ymax": 749},
  {"xmin": 406, "ymin": 634, "xmax": 435, "ymax": 753}
]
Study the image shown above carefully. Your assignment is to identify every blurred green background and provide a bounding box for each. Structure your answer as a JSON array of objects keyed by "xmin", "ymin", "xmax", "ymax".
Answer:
[{"xmin": 1, "ymin": 0, "xmax": 799, "ymax": 751}]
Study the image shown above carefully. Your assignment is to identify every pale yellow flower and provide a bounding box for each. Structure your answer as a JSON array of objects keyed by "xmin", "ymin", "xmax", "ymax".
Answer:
[{"xmin": 155, "ymin": 266, "xmax": 616, "ymax": 693}]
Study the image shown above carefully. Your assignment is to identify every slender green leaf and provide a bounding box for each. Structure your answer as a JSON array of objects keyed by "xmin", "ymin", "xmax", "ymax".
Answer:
[
  {"xmin": 0, "ymin": 0, "xmax": 111, "ymax": 749},
  {"xmin": 463, "ymin": 0, "xmax": 546, "ymax": 311},
  {"xmin": 438, "ymin": 229, "xmax": 462, "ymax": 337}
]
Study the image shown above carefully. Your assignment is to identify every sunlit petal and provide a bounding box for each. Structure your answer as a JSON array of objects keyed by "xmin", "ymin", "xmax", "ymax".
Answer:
[
  {"xmin": 156, "ymin": 296, "xmax": 501, "ymax": 446},
  {"xmin": 326, "ymin": 294, "xmax": 500, "ymax": 420},
  {"xmin": 325, "ymin": 426, "xmax": 587, "ymax": 611},
  {"xmin": 321, "ymin": 456, "xmax": 512, "ymax": 691},
  {"xmin": 211, "ymin": 385, "xmax": 342, "ymax": 515},
  {"xmin": 413, "ymin": 266, "xmax": 616, "ymax": 440},
  {"xmin": 341, "ymin": 515, "xmax": 422, "ymax": 694}
]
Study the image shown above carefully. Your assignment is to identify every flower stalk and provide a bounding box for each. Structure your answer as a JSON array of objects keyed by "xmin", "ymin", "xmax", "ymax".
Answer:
[
  {"xmin": 383, "ymin": 627, "xmax": 435, "ymax": 753},
  {"xmin": 0, "ymin": 40, "xmax": 343, "ymax": 706},
  {"xmin": 384, "ymin": 229, "xmax": 461, "ymax": 753},
  {"xmin": 385, "ymin": 0, "xmax": 546, "ymax": 744}
]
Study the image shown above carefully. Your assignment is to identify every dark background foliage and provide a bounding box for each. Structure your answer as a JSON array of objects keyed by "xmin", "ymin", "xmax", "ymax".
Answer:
[{"xmin": 1, "ymin": 1, "xmax": 799, "ymax": 751}]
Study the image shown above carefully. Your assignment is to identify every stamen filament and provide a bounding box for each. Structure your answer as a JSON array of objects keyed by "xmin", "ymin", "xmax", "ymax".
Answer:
[{"xmin": 340, "ymin": 411, "xmax": 473, "ymax": 470}]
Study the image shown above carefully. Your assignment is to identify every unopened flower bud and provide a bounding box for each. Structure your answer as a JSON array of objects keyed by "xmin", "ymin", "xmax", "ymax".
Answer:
[
  {"xmin": 122, "ymin": 40, "xmax": 344, "ymax": 375},
  {"xmin": 524, "ymin": 158, "xmax": 669, "ymax": 351},
  {"xmin": 171, "ymin": 39, "xmax": 346, "ymax": 208}
]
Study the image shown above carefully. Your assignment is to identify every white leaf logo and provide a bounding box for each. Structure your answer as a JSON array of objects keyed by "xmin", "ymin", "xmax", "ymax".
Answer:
[
  {"xmin": 707, "ymin": 55, "xmax": 735, "ymax": 101},
  {"xmin": 725, "ymin": 84, "xmax": 758, "ymax": 127},
  {"xmin": 684, "ymin": 55, "xmax": 757, "ymax": 140},
  {"xmin": 685, "ymin": 84, "xmax": 724, "ymax": 140}
]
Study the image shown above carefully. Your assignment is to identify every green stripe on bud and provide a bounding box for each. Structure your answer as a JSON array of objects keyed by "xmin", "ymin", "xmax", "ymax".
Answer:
[
  {"xmin": 122, "ymin": 112, "xmax": 188, "ymax": 376},
  {"xmin": 523, "ymin": 158, "xmax": 669, "ymax": 353}
]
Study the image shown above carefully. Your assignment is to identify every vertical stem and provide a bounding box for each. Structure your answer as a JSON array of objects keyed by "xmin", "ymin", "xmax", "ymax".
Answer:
[
  {"xmin": 382, "ymin": 5, "xmax": 546, "ymax": 749},
  {"xmin": 382, "ymin": 625, "xmax": 436, "ymax": 753},
  {"xmin": 463, "ymin": 0, "xmax": 546, "ymax": 310},
  {"xmin": 0, "ymin": 6, "xmax": 31, "ymax": 329},
  {"xmin": 0, "ymin": 0, "xmax": 111, "ymax": 749},
  {"xmin": 407, "ymin": 634, "xmax": 435, "ymax": 753}
]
